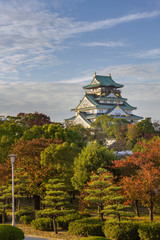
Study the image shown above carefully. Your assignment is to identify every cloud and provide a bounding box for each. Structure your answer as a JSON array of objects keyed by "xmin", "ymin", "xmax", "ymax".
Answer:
[
  {"xmin": 0, "ymin": 0, "xmax": 159, "ymax": 79},
  {"xmin": 122, "ymin": 83, "xmax": 160, "ymax": 121},
  {"xmin": 0, "ymin": 79, "xmax": 159, "ymax": 122},
  {"xmin": 80, "ymin": 41, "xmax": 126, "ymax": 47},
  {"xmin": 130, "ymin": 49, "xmax": 160, "ymax": 59},
  {"xmin": 99, "ymin": 63, "xmax": 160, "ymax": 83}
]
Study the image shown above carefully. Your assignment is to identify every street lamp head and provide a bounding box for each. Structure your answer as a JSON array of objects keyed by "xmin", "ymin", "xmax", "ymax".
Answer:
[{"xmin": 9, "ymin": 154, "xmax": 17, "ymax": 164}]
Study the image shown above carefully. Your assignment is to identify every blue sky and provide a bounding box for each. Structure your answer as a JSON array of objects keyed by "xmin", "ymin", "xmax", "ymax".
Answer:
[{"xmin": 0, "ymin": 0, "xmax": 160, "ymax": 122}]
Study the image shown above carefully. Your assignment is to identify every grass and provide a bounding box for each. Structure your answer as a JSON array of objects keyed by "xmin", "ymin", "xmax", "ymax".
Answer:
[{"xmin": 17, "ymin": 224, "xmax": 82, "ymax": 240}]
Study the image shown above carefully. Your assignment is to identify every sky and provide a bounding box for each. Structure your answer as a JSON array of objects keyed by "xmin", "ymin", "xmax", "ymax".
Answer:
[{"xmin": 0, "ymin": 0, "xmax": 160, "ymax": 123}]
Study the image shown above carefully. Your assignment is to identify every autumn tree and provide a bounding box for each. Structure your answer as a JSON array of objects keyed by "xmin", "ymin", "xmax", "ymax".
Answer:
[
  {"xmin": 119, "ymin": 176, "xmax": 141, "ymax": 217},
  {"xmin": 72, "ymin": 141, "xmax": 116, "ymax": 191},
  {"xmin": 8, "ymin": 137, "xmax": 60, "ymax": 210},
  {"xmin": 114, "ymin": 136, "xmax": 160, "ymax": 221},
  {"xmin": 17, "ymin": 112, "xmax": 52, "ymax": 127}
]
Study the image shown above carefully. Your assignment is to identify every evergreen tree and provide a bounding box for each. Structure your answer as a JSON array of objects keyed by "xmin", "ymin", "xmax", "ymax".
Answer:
[
  {"xmin": 80, "ymin": 168, "xmax": 113, "ymax": 220},
  {"xmin": 103, "ymin": 185, "xmax": 131, "ymax": 221},
  {"xmin": 0, "ymin": 184, "xmax": 11, "ymax": 223},
  {"xmin": 40, "ymin": 179, "xmax": 71, "ymax": 234},
  {"xmin": 14, "ymin": 168, "xmax": 29, "ymax": 211}
]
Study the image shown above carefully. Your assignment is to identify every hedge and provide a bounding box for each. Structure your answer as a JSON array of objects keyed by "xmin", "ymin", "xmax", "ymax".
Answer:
[
  {"xmin": 81, "ymin": 237, "xmax": 109, "ymax": 240},
  {"xmin": 19, "ymin": 215, "xmax": 33, "ymax": 225},
  {"xmin": 138, "ymin": 222, "xmax": 160, "ymax": 240},
  {"xmin": 68, "ymin": 218, "xmax": 104, "ymax": 237},
  {"xmin": 57, "ymin": 212, "xmax": 91, "ymax": 230},
  {"xmin": 16, "ymin": 209, "xmax": 35, "ymax": 221},
  {"xmin": 31, "ymin": 217, "xmax": 53, "ymax": 231},
  {"xmin": 103, "ymin": 220, "xmax": 140, "ymax": 240},
  {"xmin": 0, "ymin": 225, "xmax": 24, "ymax": 240}
]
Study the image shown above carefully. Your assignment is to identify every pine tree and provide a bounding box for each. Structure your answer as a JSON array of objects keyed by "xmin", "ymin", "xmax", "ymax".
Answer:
[
  {"xmin": 40, "ymin": 179, "xmax": 71, "ymax": 234},
  {"xmin": 103, "ymin": 185, "xmax": 131, "ymax": 221},
  {"xmin": 0, "ymin": 184, "xmax": 11, "ymax": 223},
  {"xmin": 80, "ymin": 168, "xmax": 113, "ymax": 220},
  {"xmin": 14, "ymin": 168, "xmax": 29, "ymax": 211}
]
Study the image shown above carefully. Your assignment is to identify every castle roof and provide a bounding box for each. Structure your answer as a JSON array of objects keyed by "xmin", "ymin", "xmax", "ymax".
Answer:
[{"xmin": 83, "ymin": 74, "xmax": 123, "ymax": 89}]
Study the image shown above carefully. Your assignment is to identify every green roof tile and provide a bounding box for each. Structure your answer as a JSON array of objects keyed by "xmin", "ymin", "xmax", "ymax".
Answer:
[{"xmin": 83, "ymin": 75, "xmax": 123, "ymax": 89}]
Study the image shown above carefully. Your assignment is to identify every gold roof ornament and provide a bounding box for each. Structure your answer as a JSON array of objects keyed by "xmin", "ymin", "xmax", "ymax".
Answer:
[
  {"xmin": 94, "ymin": 72, "xmax": 96, "ymax": 77},
  {"xmin": 109, "ymin": 73, "xmax": 111, "ymax": 77}
]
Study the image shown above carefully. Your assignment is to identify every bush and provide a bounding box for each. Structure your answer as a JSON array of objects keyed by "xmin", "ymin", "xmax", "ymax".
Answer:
[
  {"xmin": 0, "ymin": 225, "xmax": 24, "ymax": 240},
  {"xmin": 31, "ymin": 217, "xmax": 53, "ymax": 231},
  {"xmin": 57, "ymin": 212, "xmax": 91, "ymax": 230},
  {"xmin": 16, "ymin": 209, "xmax": 35, "ymax": 221},
  {"xmin": 19, "ymin": 215, "xmax": 32, "ymax": 225},
  {"xmin": 103, "ymin": 220, "xmax": 139, "ymax": 240},
  {"xmin": 138, "ymin": 222, "xmax": 160, "ymax": 240},
  {"xmin": 68, "ymin": 218, "xmax": 104, "ymax": 237},
  {"xmin": 81, "ymin": 237, "xmax": 108, "ymax": 240}
]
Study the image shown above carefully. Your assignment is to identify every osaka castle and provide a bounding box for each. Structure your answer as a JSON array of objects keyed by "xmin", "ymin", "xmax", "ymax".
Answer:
[{"xmin": 66, "ymin": 73, "xmax": 143, "ymax": 128}]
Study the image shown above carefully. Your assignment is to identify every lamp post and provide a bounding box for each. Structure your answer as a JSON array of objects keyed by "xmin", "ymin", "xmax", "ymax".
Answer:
[{"xmin": 9, "ymin": 154, "xmax": 16, "ymax": 226}]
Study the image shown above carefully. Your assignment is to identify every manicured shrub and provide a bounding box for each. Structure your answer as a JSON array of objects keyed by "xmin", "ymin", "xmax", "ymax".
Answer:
[
  {"xmin": 68, "ymin": 218, "xmax": 104, "ymax": 237},
  {"xmin": 57, "ymin": 212, "xmax": 91, "ymax": 230},
  {"xmin": 16, "ymin": 209, "xmax": 35, "ymax": 221},
  {"xmin": 103, "ymin": 220, "xmax": 140, "ymax": 240},
  {"xmin": 138, "ymin": 222, "xmax": 160, "ymax": 240},
  {"xmin": 19, "ymin": 215, "xmax": 32, "ymax": 224},
  {"xmin": 0, "ymin": 225, "xmax": 24, "ymax": 240},
  {"xmin": 81, "ymin": 237, "xmax": 108, "ymax": 240},
  {"xmin": 31, "ymin": 217, "xmax": 53, "ymax": 231}
]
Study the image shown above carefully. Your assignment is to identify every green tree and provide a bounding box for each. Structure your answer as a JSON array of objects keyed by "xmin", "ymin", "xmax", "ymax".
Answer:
[
  {"xmin": 41, "ymin": 142, "xmax": 80, "ymax": 193},
  {"xmin": 72, "ymin": 141, "xmax": 115, "ymax": 191},
  {"xmin": 91, "ymin": 115, "xmax": 128, "ymax": 149},
  {"xmin": 0, "ymin": 184, "xmax": 11, "ymax": 223},
  {"xmin": 102, "ymin": 184, "xmax": 131, "ymax": 222},
  {"xmin": 14, "ymin": 168, "xmax": 29, "ymax": 211},
  {"xmin": 127, "ymin": 118, "xmax": 155, "ymax": 148},
  {"xmin": 40, "ymin": 179, "xmax": 71, "ymax": 234},
  {"xmin": 80, "ymin": 168, "xmax": 113, "ymax": 220},
  {"xmin": 0, "ymin": 122, "xmax": 25, "ymax": 163}
]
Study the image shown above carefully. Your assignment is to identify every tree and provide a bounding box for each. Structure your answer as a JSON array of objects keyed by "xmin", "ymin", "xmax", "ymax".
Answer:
[
  {"xmin": 102, "ymin": 184, "xmax": 130, "ymax": 222},
  {"xmin": 72, "ymin": 141, "xmax": 115, "ymax": 191},
  {"xmin": 127, "ymin": 118, "xmax": 155, "ymax": 148},
  {"xmin": 40, "ymin": 179, "xmax": 71, "ymax": 234},
  {"xmin": 120, "ymin": 176, "xmax": 141, "ymax": 217},
  {"xmin": 21, "ymin": 122, "xmax": 86, "ymax": 147},
  {"xmin": 79, "ymin": 168, "xmax": 113, "ymax": 220},
  {"xmin": 7, "ymin": 137, "xmax": 60, "ymax": 210},
  {"xmin": 41, "ymin": 142, "xmax": 81, "ymax": 194},
  {"xmin": 0, "ymin": 122, "xmax": 25, "ymax": 163},
  {"xmin": 91, "ymin": 115, "xmax": 128, "ymax": 149},
  {"xmin": 91, "ymin": 115, "xmax": 114, "ymax": 144},
  {"xmin": 14, "ymin": 168, "xmax": 29, "ymax": 211},
  {"xmin": 17, "ymin": 112, "xmax": 52, "ymax": 127},
  {"xmin": 0, "ymin": 184, "xmax": 11, "ymax": 223},
  {"xmin": 114, "ymin": 137, "xmax": 160, "ymax": 221}
]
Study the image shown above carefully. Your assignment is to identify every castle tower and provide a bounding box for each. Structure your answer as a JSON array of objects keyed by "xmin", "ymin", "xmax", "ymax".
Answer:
[{"xmin": 66, "ymin": 73, "xmax": 143, "ymax": 128}]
